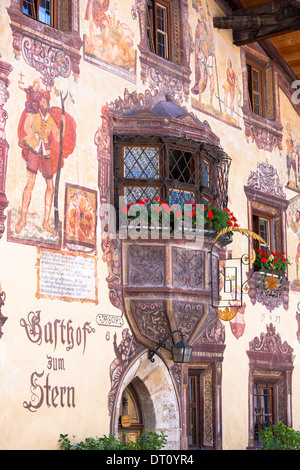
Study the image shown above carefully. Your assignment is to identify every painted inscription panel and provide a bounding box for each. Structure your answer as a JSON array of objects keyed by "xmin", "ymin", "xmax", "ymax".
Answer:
[{"xmin": 36, "ymin": 248, "xmax": 98, "ymax": 303}]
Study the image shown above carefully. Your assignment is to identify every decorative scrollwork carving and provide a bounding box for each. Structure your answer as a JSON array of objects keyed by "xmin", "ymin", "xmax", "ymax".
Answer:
[
  {"xmin": 173, "ymin": 248, "xmax": 204, "ymax": 289},
  {"xmin": 21, "ymin": 36, "xmax": 71, "ymax": 91},
  {"xmin": 249, "ymin": 323, "xmax": 293, "ymax": 355},
  {"xmin": 128, "ymin": 245, "xmax": 164, "ymax": 286}
]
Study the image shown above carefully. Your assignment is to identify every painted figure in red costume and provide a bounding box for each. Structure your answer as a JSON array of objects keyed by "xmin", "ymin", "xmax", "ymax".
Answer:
[{"xmin": 15, "ymin": 89, "xmax": 76, "ymax": 235}]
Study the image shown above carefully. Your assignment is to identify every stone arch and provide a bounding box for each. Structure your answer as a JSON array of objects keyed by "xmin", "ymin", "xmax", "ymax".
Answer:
[{"xmin": 112, "ymin": 351, "xmax": 181, "ymax": 450}]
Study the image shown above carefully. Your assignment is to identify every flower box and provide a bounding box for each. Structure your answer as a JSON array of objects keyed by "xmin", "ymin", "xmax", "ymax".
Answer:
[{"xmin": 120, "ymin": 198, "xmax": 237, "ymax": 245}]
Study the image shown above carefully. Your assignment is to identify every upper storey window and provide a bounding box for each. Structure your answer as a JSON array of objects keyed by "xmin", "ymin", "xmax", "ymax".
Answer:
[
  {"xmin": 8, "ymin": 0, "xmax": 82, "ymax": 81},
  {"xmin": 239, "ymin": 45, "xmax": 283, "ymax": 153},
  {"xmin": 21, "ymin": 0, "xmax": 72, "ymax": 31},
  {"xmin": 132, "ymin": 0, "xmax": 191, "ymax": 98},
  {"xmin": 147, "ymin": 0, "xmax": 170, "ymax": 60},
  {"xmin": 22, "ymin": 0, "xmax": 56, "ymax": 27},
  {"xmin": 247, "ymin": 62, "xmax": 264, "ymax": 118}
]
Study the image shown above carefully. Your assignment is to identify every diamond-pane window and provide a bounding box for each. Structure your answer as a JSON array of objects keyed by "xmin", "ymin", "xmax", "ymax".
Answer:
[
  {"xmin": 125, "ymin": 187, "xmax": 160, "ymax": 205},
  {"xmin": 169, "ymin": 190, "xmax": 194, "ymax": 205},
  {"xmin": 124, "ymin": 147, "xmax": 159, "ymax": 179},
  {"xmin": 169, "ymin": 148, "xmax": 195, "ymax": 185},
  {"xmin": 114, "ymin": 135, "xmax": 231, "ymax": 213}
]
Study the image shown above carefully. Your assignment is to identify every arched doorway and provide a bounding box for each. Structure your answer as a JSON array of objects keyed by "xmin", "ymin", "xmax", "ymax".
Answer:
[
  {"xmin": 118, "ymin": 383, "xmax": 144, "ymax": 442},
  {"xmin": 112, "ymin": 352, "xmax": 181, "ymax": 449}
]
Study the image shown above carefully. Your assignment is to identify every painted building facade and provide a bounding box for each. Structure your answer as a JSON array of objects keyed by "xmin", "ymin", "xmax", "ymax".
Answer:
[{"xmin": 0, "ymin": 0, "xmax": 300, "ymax": 450}]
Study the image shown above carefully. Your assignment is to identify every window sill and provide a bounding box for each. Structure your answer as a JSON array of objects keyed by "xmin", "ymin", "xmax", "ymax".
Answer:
[
  {"xmin": 7, "ymin": 3, "xmax": 83, "ymax": 79},
  {"xmin": 138, "ymin": 45, "xmax": 192, "ymax": 99},
  {"xmin": 242, "ymin": 106, "xmax": 283, "ymax": 152},
  {"xmin": 247, "ymin": 270, "xmax": 290, "ymax": 311}
]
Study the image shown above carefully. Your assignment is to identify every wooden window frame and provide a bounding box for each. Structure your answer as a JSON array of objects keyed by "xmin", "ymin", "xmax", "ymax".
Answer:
[
  {"xmin": 21, "ymin": 0, "xmax": 58, "ymax": 29},
  {"xmin": 188, "ymin": 371, "xmax": 201, "ymax": 449},
  {"xmin": 240, "ymin": 45, "xmax": 283, "ymax": 152},
  {"xmin": 247, "ymin": 60, "xmax": 265, "ymax": 118},
  {"xmin": 147, "ymin": 0, "xmax": 172, "ymax": 61},
  {"xmin": 252, "ymin": 211, "xmax": 275, "ymax": 252},
  {"xmin": 245, "ymin": 187, "xmax": 288, "ymax": 259},
  {"xmin": 187, "ymin": 365, "xmax": 219, "ymax": 450},
  {"xmin": 114, "ymin": 137, "xmax": 219, "ymax": 209},
  {"xmin": 253, "ymin": 381, "xmax": 275, "ymax": 443},
  {"xmin": 247, "ymin": 326, "xmax": 294, "ymax": 450}
]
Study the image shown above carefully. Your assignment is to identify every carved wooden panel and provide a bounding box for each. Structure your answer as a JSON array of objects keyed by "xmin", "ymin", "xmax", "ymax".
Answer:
[
  {"xmin": 130, "ymin": 300, "xmax": 171, "ymax": 344},
  {"xmin": 172, "ymin": 248, "xmax": 204, "ymax": 289},
  {"xmin": 128, "ymin": 245, "xmax": 165, "ymax": 287},
  {"xmin": 172, "ymin": 301, "xmax": 205, "ymax": 341}
]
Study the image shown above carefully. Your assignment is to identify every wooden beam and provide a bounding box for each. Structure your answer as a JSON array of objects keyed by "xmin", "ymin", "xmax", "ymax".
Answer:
[{"xmin": 213, "ymin": 0, "xmax": 300, "ymax": 46}]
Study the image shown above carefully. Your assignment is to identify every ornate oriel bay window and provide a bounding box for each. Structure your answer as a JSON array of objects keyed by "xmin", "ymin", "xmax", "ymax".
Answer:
[
  {"xmin": 112, "ymin": 99, "xmax": 231, "ymax": 215},
  {"xmin": 99, "ymin": 92, "xmax": 232, "ymax": 449}
]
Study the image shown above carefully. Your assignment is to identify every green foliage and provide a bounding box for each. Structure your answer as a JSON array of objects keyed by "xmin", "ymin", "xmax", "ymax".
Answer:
[
  {"xmin": 254, "ymin": 249, "xmax": 290, "ymax": 275},
  {"xmin": 123, "ymin": 198, "xmax": 238, "ymax": 234},
  {"xmin": 259, "ymin": 422, "xmax": 300, "ymax": 450},
  {"xmin": 58, "ymin": 430, "xmax": 168, "ymax": 450}
]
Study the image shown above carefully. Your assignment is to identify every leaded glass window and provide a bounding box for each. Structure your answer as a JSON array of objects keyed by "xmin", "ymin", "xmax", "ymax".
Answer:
[{"xmin": 114, "ymin": 135, "xmax": 231, "ymax": 211}]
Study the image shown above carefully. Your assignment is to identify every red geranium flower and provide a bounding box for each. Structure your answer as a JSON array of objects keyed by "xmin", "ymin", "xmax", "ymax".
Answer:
[
  {"xmin": 207, "ymin": 210, "xmax": 214, "ymax": 220},
  {"xmin": 261, "ymin": 257, "xmax": 267, "ymax": 263}
]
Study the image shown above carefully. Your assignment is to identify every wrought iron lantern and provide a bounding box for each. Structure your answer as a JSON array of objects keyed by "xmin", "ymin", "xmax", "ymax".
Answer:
[{"xmin": 148, "ymin": 329, "xmax": 193, "ymax": 364}]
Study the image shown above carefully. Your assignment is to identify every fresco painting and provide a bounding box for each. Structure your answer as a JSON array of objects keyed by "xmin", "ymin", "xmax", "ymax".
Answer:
[
  {"xmin": 64, "ymin": 184, "xmax": 97, "ymax": 252},
  {"xmin": 1, "ymin": 0, "xmax": 300, "ymax": 452},
  {"xmin": 285, "ymin": 122, "xmax": 300, "ymax": 193},
  {"xmin": 84, "ymin": 0, "xmax": 136, "ymax": 83},
  {"xmin": 287, "ymin": 195, "xmax": 300, "ymax": 291},
  {"xmin": 191, "ymin": 0, "xmax": 242, "ymax": 128},
  {"xmin": 8, "ymin": 79, "xmax": 76, "ymax": 248}
]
